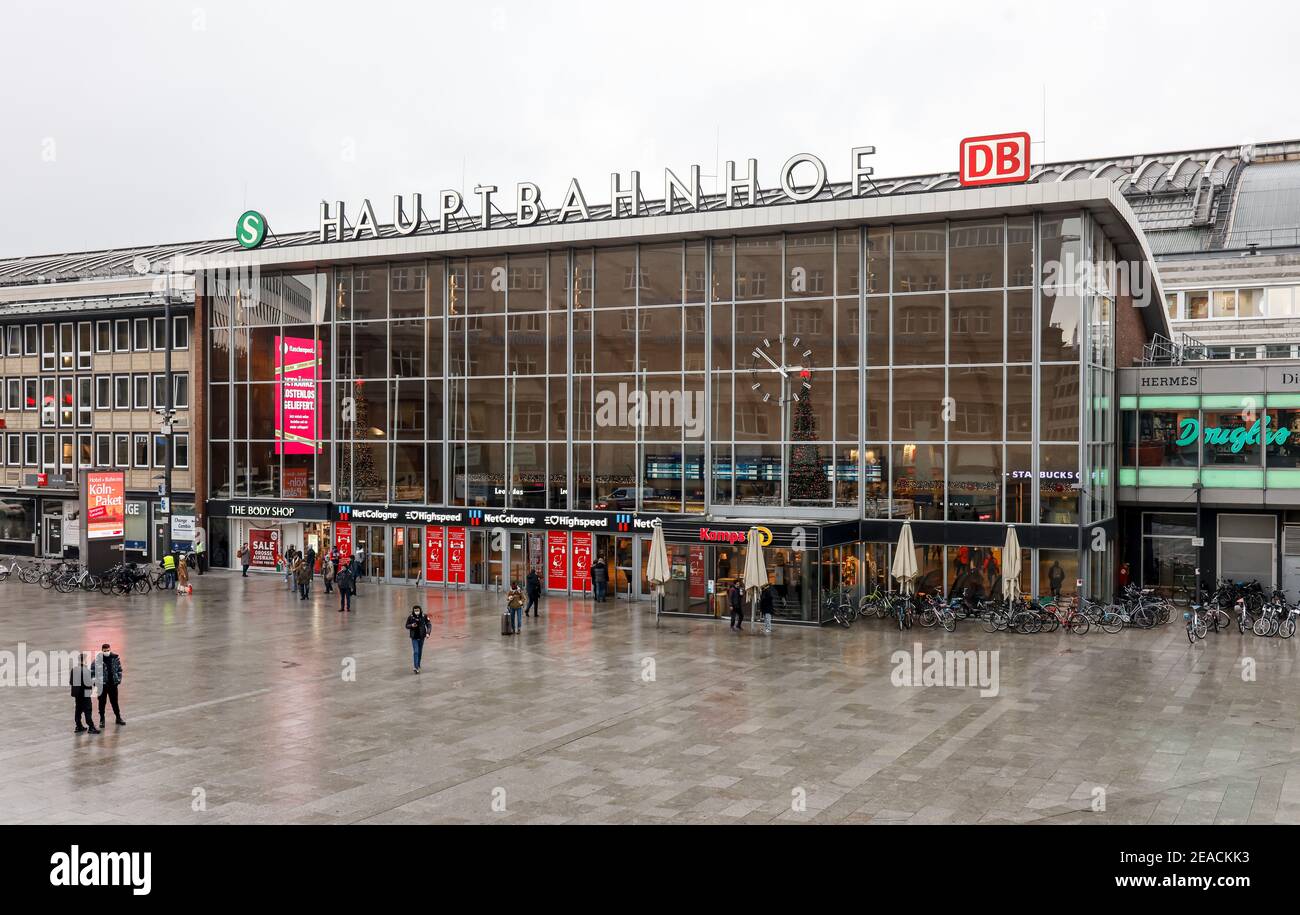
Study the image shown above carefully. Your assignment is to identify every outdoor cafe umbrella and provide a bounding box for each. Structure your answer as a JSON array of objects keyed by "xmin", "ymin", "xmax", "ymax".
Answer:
[
  {"xmin": 742, "ymin": 526, "xmax": 768, "ymax": 626},
  {"xmin": 891, "ymin": 521, "xmax": 918, "ymax": 596},
  {"xmin": 1002, "ymin": 525, "xmax": 1022, "ymax": 601},
  {"xmin": 646, "ymin": 523, "xmax": 671, "ymax": 625}
]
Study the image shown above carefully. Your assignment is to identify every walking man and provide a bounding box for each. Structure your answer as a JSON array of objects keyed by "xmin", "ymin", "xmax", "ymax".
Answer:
[
  {"xmin": 728, "ymin": 581, "xmax": 744, "ymax": 631},
  {"xmin": 295, "ymin": 556, "xmax": 311, "ymax": 601},
  {"xmin": 71, "ymin": 652, "xmax": 98, "ymax": 734},
  {"xmin": 90, "ymin": 643, "xmax": 125, "ymax": 728},
  {"xmin": 525, "ymin": 567, "xmax": 542, "ymax": 617},
  {"xmin": 238, "ymin": 542, "xmax": 251, "ymax": 577},
  {"xmin": 405, "ymin": 605, "xmax": 432, "ymax": 673},
  {"xmin": 193, "ymin": 526, "xmax": 207, "ymax": 575},
  {"xmin": 336, "ymin": 560, "xmax": 354, "ymax": 613}
]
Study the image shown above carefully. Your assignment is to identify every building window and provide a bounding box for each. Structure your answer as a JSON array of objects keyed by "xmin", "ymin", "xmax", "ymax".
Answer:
[
  {"xmin": 96, "ymin": 320, "xmax": 112, "ymax": 353},
  {"xmin": 78, "ymin": 433, "xmax": 92, "ymax": 468},
  {"xmin": 6, "ymin": 378, "xmax": 19, "ymax": 412},
  {"xmin": 133, "ymin": 317, "xmax": 150, "ymax": 352},
  {"xmin": 40, "ymin": 378, "xmax": 55, "ymax": 426},
  {"xmin": 153, "ymin": 316, "xmax": 166, "ymax": 351},
  {"xmin": 95, "ymin": 433, "xmax": 110, "ymax": 467},
  {"xmin": 59, "ymin": 323, "xmax": 74, "ymax": 371},
  {"xmin": 95, "ymin": 376, "xmax": 111, "ymax": 410},
  {"xmin": 114, "ymin": 434, "xmax": 129, "ymax": 468},
  {"xmin": 41, "ymin": 433, "xmax": 55, "ymax": 469},
  {"xmin": 24, "ymin": 434, "xmax": 37, "ymax": 466},
  {"xmin": 173, "ymin": 373, "xmax": 190, "ymax": 409},
  {"xmin": 134, "ymin": 433, "xmax": 150, "ymax": 468},
  {"xmin": 23, "ymin": 378, "xmax": 35, "ymax": 411},
  {"xmin": 59, "ymin": 378, "xmax": 74, "ymax": 427},
  {"xmin": 77, "ymin": 323, "xmax": 92, "ymax": 370},
  {"xmin": 114, "ymin": 375, "xmax": 131, "ymax": 410},
  {"xmin": 6, "ymin": 434, "xmax": 18, "ymax": 466},
  {"xmin": 6, "ymin": 327, "xmax": 20, "ymax": 357},
  {"xmin": 175, "ymin": 433, "xmax": 190, "ymax": 469},
  {"xmin": 41, "ymin": 324, "xmax": 56, "ymax": 371},
  {"xmin": 59, "ymin": 434, "xmax": 74, "ymax": 470},
  {"xmin": 153, "ymin": 435, "xmax": 166, "ymax": 469},
  {"xmin": 115, "ymin": 319, "xmax": 130, "ymax": 353},
  {"xmin": 134, "ymin": 374, "xmax": 150, "ymax": 409},
  {"xmin": 153, "ymin": 374, "xmax": 167, "ymax": 409},
  {"xmin": 174, "ymin": 316, "xmax": 190, "ymax": 350},
  {"xmin": 77, "ymin": 377, "xmax": 92, "ymax": 426},
  {"xmin": 23, "ymin": 325, "xmax": 37, "ymax": 356}
]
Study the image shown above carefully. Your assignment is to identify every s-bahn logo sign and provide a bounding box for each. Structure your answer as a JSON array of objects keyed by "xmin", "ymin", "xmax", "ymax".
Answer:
[
  {"xmin": 236, "ymin": 210, "xmax": 268, "ymax": 249},
  {"xmin": 318, "ymin": 148, "xmax": 879, "ymax": 242}
]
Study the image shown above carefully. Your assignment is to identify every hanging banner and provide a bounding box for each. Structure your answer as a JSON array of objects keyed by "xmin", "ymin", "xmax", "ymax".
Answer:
[
  {"xmin": 689, "ymin": 545, "xmax": 707, "ymax": 599},
  {"xmin": 85, "ymin": 471, "xmax": 126, "ymax": 540},
  {"xmin": 250, "ymin": 528, "xmax": 280, "ymax": 568},
  {"xmin": 571, "ymin": 531, "xmax": 592, "ymax": 592},
  {"xmin": 426, "ymin": 525, "xmax": 444, "ymax": 583},
  {"xmin": 447, "ymin": 526, "xmax": 467, "ymax": 584},
  {"xmin": 274, "ymin": 335, "xmax": 320, "ymax": 455},
  {"xmin": 547, "ymin": 531, "xmax": 568, "ymax": 591},
  {"xmin": 333, "ymin": 522, "xmax": 353, "ymax": 561}
]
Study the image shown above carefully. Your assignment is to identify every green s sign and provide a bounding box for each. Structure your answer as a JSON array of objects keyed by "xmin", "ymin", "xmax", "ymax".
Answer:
[
  {"xmin": 1176, "ymin": 415, "xmax": 1290, "ymax": 453},
  {"xmin": 235, "ymin": 210, "xmax": 268, "ymax": 249}
]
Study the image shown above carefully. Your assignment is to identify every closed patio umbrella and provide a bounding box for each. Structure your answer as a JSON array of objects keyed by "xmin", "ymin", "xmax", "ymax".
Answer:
[
  {"xmin": 1002, "ymin": 525, "xmax": 1022, "ymax": 601},
  {"xmin": 646, "ymin": 523, "xmax": 670, "ymax": 624},
  {"xmin": 891, "ymin": 521, "xmax": 918, "ymax": 596},
  {"xmin": 742, "ymin": 526, "xmax": 768, "ymax": 626}
]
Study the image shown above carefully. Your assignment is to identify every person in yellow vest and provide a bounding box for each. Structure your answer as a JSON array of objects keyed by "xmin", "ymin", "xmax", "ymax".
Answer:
[{"xmin": 161, "ymin": 552, "xmax": 177, "ymax": 589}]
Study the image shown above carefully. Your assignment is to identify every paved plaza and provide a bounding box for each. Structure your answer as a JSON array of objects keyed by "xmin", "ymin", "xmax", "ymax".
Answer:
[{"xmin": 2, "ymin": 571, "xmax": 1299, "ymax": 825}]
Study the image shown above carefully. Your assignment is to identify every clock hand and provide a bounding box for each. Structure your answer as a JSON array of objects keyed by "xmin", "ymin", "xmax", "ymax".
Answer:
[{"xmin": 756, "ymin": 349, "xmax": 788, "ymax": 377}]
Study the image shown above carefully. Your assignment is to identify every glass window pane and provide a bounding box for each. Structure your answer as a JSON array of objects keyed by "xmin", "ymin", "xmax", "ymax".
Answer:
[
  {"xmin": 892, "ymin": 223, "xmax": 945, "ymax": 293},
  {"xmin": 949, "ymin": 220, "xmax": 1003, "ymax": 289},
  {"xmin": 891, "ymin": 443, "xmax": 943, "ymax": 521}
]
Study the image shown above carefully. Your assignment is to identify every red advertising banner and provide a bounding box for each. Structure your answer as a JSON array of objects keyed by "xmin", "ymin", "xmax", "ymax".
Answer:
[
  {"xmin": 333, "ymin": 522, "xmax": 353, "ymax": 561},
  {"xmin": 547, "ymin": 531, "xmax": 568, "ymax": 591},
  {"xmin": 250, "ymin": 528, "xmax": 280, "ymax": 568},
  {"xmin": 571, "ymin": 531, "xmax": 592, "ymax": 592},
  {"xmin": 689, "ymin": 545, "xmax": 707, "ymax": 599},
  {"xmin": 85, "ymin": 471, "xmax": 126, "ymax": 539},
  {"xmin": 447, "ymin": 527, "xmax": 467, "ymax": 584},
  {"xmin": 274, "ymin": 335, "xmax": 320, "ymax": 455},
  {"xmin": 283, "ymin": 466, "xmax": 310, "ymax": 499},
  {"xmin": 426, "ymin": 526, "xmax": 444, "ymax": 583}
]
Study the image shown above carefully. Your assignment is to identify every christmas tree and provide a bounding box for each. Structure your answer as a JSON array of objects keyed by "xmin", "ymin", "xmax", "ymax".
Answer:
[
  {"xmin": 787, "ymin": 388, "xmax": 829, "ymax": 503},
  {"xmin": 338, "ymin": 380, "xmax": 382, "ymax": 500}
]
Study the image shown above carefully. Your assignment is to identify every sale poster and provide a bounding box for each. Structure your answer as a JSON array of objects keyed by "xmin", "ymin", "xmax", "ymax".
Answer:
[
  {"xmin": 447, "ymin": 527, "xmax": 466, "ymax": 584},
  {"xmin": 333, "ymin": 522, "xmax": 353, "ymax": 561},
  {"xmin": 250, "ymin": 528, "xmax": 280, "ymax": 568},
  {"xmin": 571, "ymin": 531, "xmax": 592, "ymax": 592},
  {"xmin": 274, "ymin": 335, "xmax": 319, "ymax": 455},
  {"xmin": 85, "ymin": 471, "xmax": 125, "ymax": 539},
  {"xmin": 425, "ymin": 526, "xmax": 444, "ymax": 583},
  {"xmin": 547, "ymin": 531, "xmax": 567, "ymax": 591}
]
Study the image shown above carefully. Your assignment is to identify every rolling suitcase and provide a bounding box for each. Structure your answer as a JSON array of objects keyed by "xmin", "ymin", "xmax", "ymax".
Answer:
[{"xmin": 501, "ymin": 610, "xmax": 514, "ymax": 635}]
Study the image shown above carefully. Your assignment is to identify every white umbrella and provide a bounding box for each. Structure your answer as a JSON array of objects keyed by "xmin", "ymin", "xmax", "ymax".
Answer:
[
  {"xmin": 646, "ymin": 523, "xmax": 670, "ymax": 624},
  {"xmin": 742, "ymin": 526, "xmax": 768, "ymax": 626},
  {"xmin": 1001, "ymin": 525, "xmax": 1021, "ymax": 600},
  {"xmin": 891, "ymin": 521, "xmax": 918, "ymax": 596}
]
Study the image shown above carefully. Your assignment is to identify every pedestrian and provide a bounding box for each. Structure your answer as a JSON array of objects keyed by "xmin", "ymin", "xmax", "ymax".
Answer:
[
  {"xmin": 238, "ymin": 543, "xmax": 251, "ymax": 577},
  {"xmin": 506, "ymin": 581, "xmax": 525, "ymax": 633},
  {"xmin": 1048, "ymin": 560, "xmax": 1065, "ymax": 599},
  {"xmin": 1118, "ymin": 561, "xmax": 1131, "ymax": 590},
  {"xmin": 759, "ymin": 583, "xmax": 775, "ymax": 635},
  {"xmin": 336, "ymin": 560, "xmax": 354, "ymax": 613},
  {"xmin": 405, "ymin": 605, "xmax": 432, "ymax": 673},
  {"xmin": 71, "ymin": 652, "xmax": 98, "ymax": 734},
  {"xmin": 322, "ymin": 555, "xmax": 336, "ymax": 594},
  {"xmin": 283, "ymin": 545, "xmax": 298, "ymax": 590},
  {"xmin": 177, "ymin": 555, "xmax": 191, "ymax": 593},
  {"xmin": 89, "ymin": 643, "xmax": 125, "ymax": 728},
  {"xmin": 728, "ymin": 581, "xmax": 744, "ymax": 630},
  {"xmin": 354, "ymin": 544, "xmax": 366, "ymax": 591},
  {"xmin": 295, "ymin": 556, "xmax": 311, "ymax": 600},
  {"xmin": 329, "ymin": 544, "xmax": 341, "ymax": 567},
  {"xmin": 304, "ymin": 545, "xmax": 317, "ymax": 596},
  {"xmin": 591, "ymin": 557, "xmax": 609, "ymax": 603},
  {"xmin": 525, "ymin": 567, "xmax": 542, "ymax": 617},
  {"xmin": 193, "ymin": 526, "xmax": 207, "ymax": 574},
  {"xmin": 161, "ymin": 551, "xmax": 177, "ymax": 589}
]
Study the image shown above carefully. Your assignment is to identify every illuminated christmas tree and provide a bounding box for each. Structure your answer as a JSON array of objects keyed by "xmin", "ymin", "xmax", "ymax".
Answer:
[{"xmin": 787, "ymin": 388, "xmax": 829, "ymax": 503}]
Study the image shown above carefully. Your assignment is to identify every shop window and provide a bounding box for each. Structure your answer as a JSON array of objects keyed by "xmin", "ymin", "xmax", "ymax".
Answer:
[
  {"xmin": 0, "ymin": 498, "xmax": 35, "ymax": 543},
  {"xmin": 892, "ymin": 443, "xmax": 943, "ymax": 521},
  {"xmin": 1038, "ymin": 550, "xmax": 1079, "ymax": 600},
  {"xmin": 1134, "ymin": 409, "xmax": 1198, "ymax": 466},
  {"xmin": 1039, "ymin": 445, "xmax": 1080, "ymax": 525},
  {"xmin": 1204, "ymin": 405, "xmax": 1262, "ymax": 466}
]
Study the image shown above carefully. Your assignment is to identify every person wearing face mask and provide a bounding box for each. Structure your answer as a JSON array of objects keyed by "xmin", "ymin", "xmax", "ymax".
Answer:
[{"xmin": 405, "ymin": 605, "xmax": 432, "ymax": 673}]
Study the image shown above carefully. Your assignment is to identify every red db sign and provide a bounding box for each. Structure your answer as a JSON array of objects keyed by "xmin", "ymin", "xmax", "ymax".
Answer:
[{"xmin": 959, "ymin": 132, "xmax": 1030, "ymax": 187}]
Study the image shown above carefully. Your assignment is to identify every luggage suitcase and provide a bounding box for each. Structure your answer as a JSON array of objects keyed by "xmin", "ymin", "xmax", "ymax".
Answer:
[{"xmin": 501, "ymin": 610, "xmax": 514, "ymax": 635}]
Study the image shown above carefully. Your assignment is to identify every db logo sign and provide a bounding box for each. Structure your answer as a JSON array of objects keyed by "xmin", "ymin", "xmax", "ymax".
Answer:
[{"xmin": 959, "ymin": 132, "xmax": 1030, "ymax": 187}]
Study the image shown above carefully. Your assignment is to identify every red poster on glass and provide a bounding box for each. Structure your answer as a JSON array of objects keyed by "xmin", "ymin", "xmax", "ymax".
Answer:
[
  {"xmin": 426, "ymin": 526, "xmax": 444, "ymax": 583},
  {"xmin": 547, "ymin": 531, "xmax": 568, "ymax": 591},
  {"xmin": 689, "ymin": 545, "xmax": 706, "ymax": 599},
  {"xmin": 571, "ymin": 532, "xmax": 592, "ymax": 592},
  {"xmin": 333, "ymin": 522, "xmax": 353, "ymax": 561},
  {"xmin": 274, "ymin": 335, "xmax": 320, "ymax": 455},
  {"xmin": 447, "ymin": 527, "xmax": 467, "ymax": 584},
  {"xmin": 250, "ymin": 528, "xmax": 280, "ymax": 569}
]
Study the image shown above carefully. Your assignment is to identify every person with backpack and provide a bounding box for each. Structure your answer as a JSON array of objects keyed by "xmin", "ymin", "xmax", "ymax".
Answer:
[
  {"xmin": 525, "ymin": 568, "xmax": 542, "ymax": 617},
  {"xmin": 336, "ymin": 560, "xmax": 354, "ymax": 613},
  {"xmin": 405, "ymin": 605, "xmax": 432, "ymax": 673},
  {"xmin": 759, "ymin": 583, "xmax": 775, "ymax": 635},
  {"xmin": 237, "ymin": 542, "xmax": 251, "ymax": 577},
  {"xmin": 728, "ymin": 581, "xmax": 745, "ymax": 631},
  {"xmin": 506, "ymin": 581, "xmax": 525, "ymax": 634}
]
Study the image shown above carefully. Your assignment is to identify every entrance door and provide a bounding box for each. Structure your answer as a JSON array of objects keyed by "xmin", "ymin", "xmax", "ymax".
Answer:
[
  {"xmin": 596, "ymin": 534, "xmax": 638, "ymax": 600},
  {"xmin": 44, "ymin": 516, "xmax": 62, "ymax": 557},
  {"xmin": 469, "ymin": 530, "xmax": 487, "ymax": 587},
  {"xmin": 367, "ymin": 525, "xmax": 387, "ymax": 580},
  {"xmin": 508, "ymin": 533, "xmax": 527, "ymax": 588}
]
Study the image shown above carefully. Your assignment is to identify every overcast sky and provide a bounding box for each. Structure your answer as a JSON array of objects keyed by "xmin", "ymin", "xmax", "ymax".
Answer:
[{"xmin": 2, "ymin": 0, "xmax": 1295, "ymax": 258}]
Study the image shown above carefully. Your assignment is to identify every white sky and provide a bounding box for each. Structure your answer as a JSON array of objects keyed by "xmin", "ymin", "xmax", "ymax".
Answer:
[{"xmin": 2, "ymin": 0, "xmax": 1295, "ymax": 258}]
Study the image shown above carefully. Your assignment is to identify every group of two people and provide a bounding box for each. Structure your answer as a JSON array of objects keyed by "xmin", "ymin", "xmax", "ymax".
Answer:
[
  {"xmin": 69, "ymin": 644, "xmax": 126, "ymax": 734},
  {"xmin": 726, "ymin": 581, "xmax": 775, "ymax": 634}
]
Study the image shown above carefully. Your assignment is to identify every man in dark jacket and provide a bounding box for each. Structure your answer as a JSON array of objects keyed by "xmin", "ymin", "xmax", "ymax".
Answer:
[
  {"xmin": 591, "ymin": 558, "xmax": 609, "ymax": 602},
  {"xmin": 336, "ymin": 562, "xmax": 354, "ymax": 612},
  {"xmin": 525, "ymin": 568, "xmax": 542, "ymax": 617},
  {"xmin": 303, "ymin": 546, "xmax": 317, "ymax": 596},
  {"xmin": 405, "ymin": 605, "xmax": 432, "ymax": 673},
  {"xmin": 759, "ymin": 584, "xmax": 775, "ymax": 635},
  {"xmin": 89, "ymin": 643, "xmax": 125, "ymax": 728},
  {"xmin": 728, "ymin": 582, "xmax": 744, "ymax": 631},
  {"xmin": 71, "ymin": 653, "xmax": 98, "ymax": 734}
]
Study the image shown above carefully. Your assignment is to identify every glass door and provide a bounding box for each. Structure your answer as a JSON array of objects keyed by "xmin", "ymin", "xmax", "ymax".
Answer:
[
  {"xmin": 367, "ymin": 525, "xmax": 387, "ymax": 580},
  {"xmin": 390, "ymin": 526, "xmax": 407, "ymax": 582},
  {"xmin": 614, "ymin": 535, "xmax": 635, "ymax": 600},
  {"xmin": 469, "ymin": 530, "xmax": 487, "ymax": 587},
  {"xmin": 406, "ymin": 526, "xmax": 422, "ymax": 582},
  {"xmin": 508, "ymin": 532, "xmax": 527, "ymax": 589},
  {"xmin": 488, "ymin": 531, "xmax": 505, "ymax": 590}
]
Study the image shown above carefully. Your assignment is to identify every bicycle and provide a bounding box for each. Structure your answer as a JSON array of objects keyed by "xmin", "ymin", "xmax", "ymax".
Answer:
[{"xmin": 1186, "ymin": 604, "xmax": 1209, "ymax": 643}]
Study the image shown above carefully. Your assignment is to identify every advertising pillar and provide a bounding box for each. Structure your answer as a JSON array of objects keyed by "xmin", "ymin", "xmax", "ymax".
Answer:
[{"xmin": 79, "ymin": 470, "xmax": 126, "ymax": 574}]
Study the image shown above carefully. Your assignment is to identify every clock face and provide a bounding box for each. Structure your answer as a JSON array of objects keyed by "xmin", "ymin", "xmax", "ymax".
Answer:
[{"xmin": 748, "ymin": 334, "xmax": 814, "ymax": 405}]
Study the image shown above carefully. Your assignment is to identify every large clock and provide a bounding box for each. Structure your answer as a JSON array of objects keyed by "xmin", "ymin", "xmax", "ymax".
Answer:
[{"xmin": 748, "ymin": 334, "xmax": 814, "ymax": 405}]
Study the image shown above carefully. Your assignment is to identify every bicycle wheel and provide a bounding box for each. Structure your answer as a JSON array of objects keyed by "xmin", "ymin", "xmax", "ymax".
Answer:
[
  {"xmin": 1253, "ymin": 617, "xmax": 1271, "ymax": 637},
  {"xmin": 982, "ymin": 611, "xmax": 1002, "ymax": 633},
  {"xmin": 134, "ymin": 577, "xmax": 152, "ymax": 594},
  {"xmin": 54, "ymin": 577, "xmax": 74, "ymax": 594},
  {"xmin": 1280, "ymin": 618, "xmax": 1296, "ymax": 640},
  {"xmin": 942, "ymin": 613, "xmax": 956, "ymax": 633},
  {"xmin": 39, "ymin": 573, "xmax": 55, "ymax": 590},
  {"xmin": 20, "ymin": 566, "xmax": 39, "ymax": 584},
  {"xmin": 1193, "ymin": 620, "xmax": 1207, "ymax": 640},
  {"xmin": 1100, "ymin": 612, "xmax": 1123, "ymax": 634},
  {"xmin": 917, "ymin": 608, "xmax": 938, "ymax": 628},
  {"xmin": 1040, "ymin": 614, "xmax": 1060, "ymax": 634},
  {"xmin": 1069, "ymin": 614, "xmax": 1090, "ymax": 635}
]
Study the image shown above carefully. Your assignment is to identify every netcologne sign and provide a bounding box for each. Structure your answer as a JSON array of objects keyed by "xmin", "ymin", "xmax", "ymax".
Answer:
[{"xmin": 318, "ymin": 148, "xmax": 879, "ymax": 242}]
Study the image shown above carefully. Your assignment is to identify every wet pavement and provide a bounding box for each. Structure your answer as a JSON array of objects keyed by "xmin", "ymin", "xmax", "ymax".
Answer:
[{"xmin": 2, "ymin": 570, "xmax": 1298, "ymax": 824}]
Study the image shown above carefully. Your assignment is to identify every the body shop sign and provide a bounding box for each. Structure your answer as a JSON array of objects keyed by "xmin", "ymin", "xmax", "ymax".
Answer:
[
  {"xmin": 275, "ymin": 335, "xmax": 319, "ymax": 454},
  {"xmin": 85, "ymin": 472, "xmax": 125, "ymax": 539}
]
